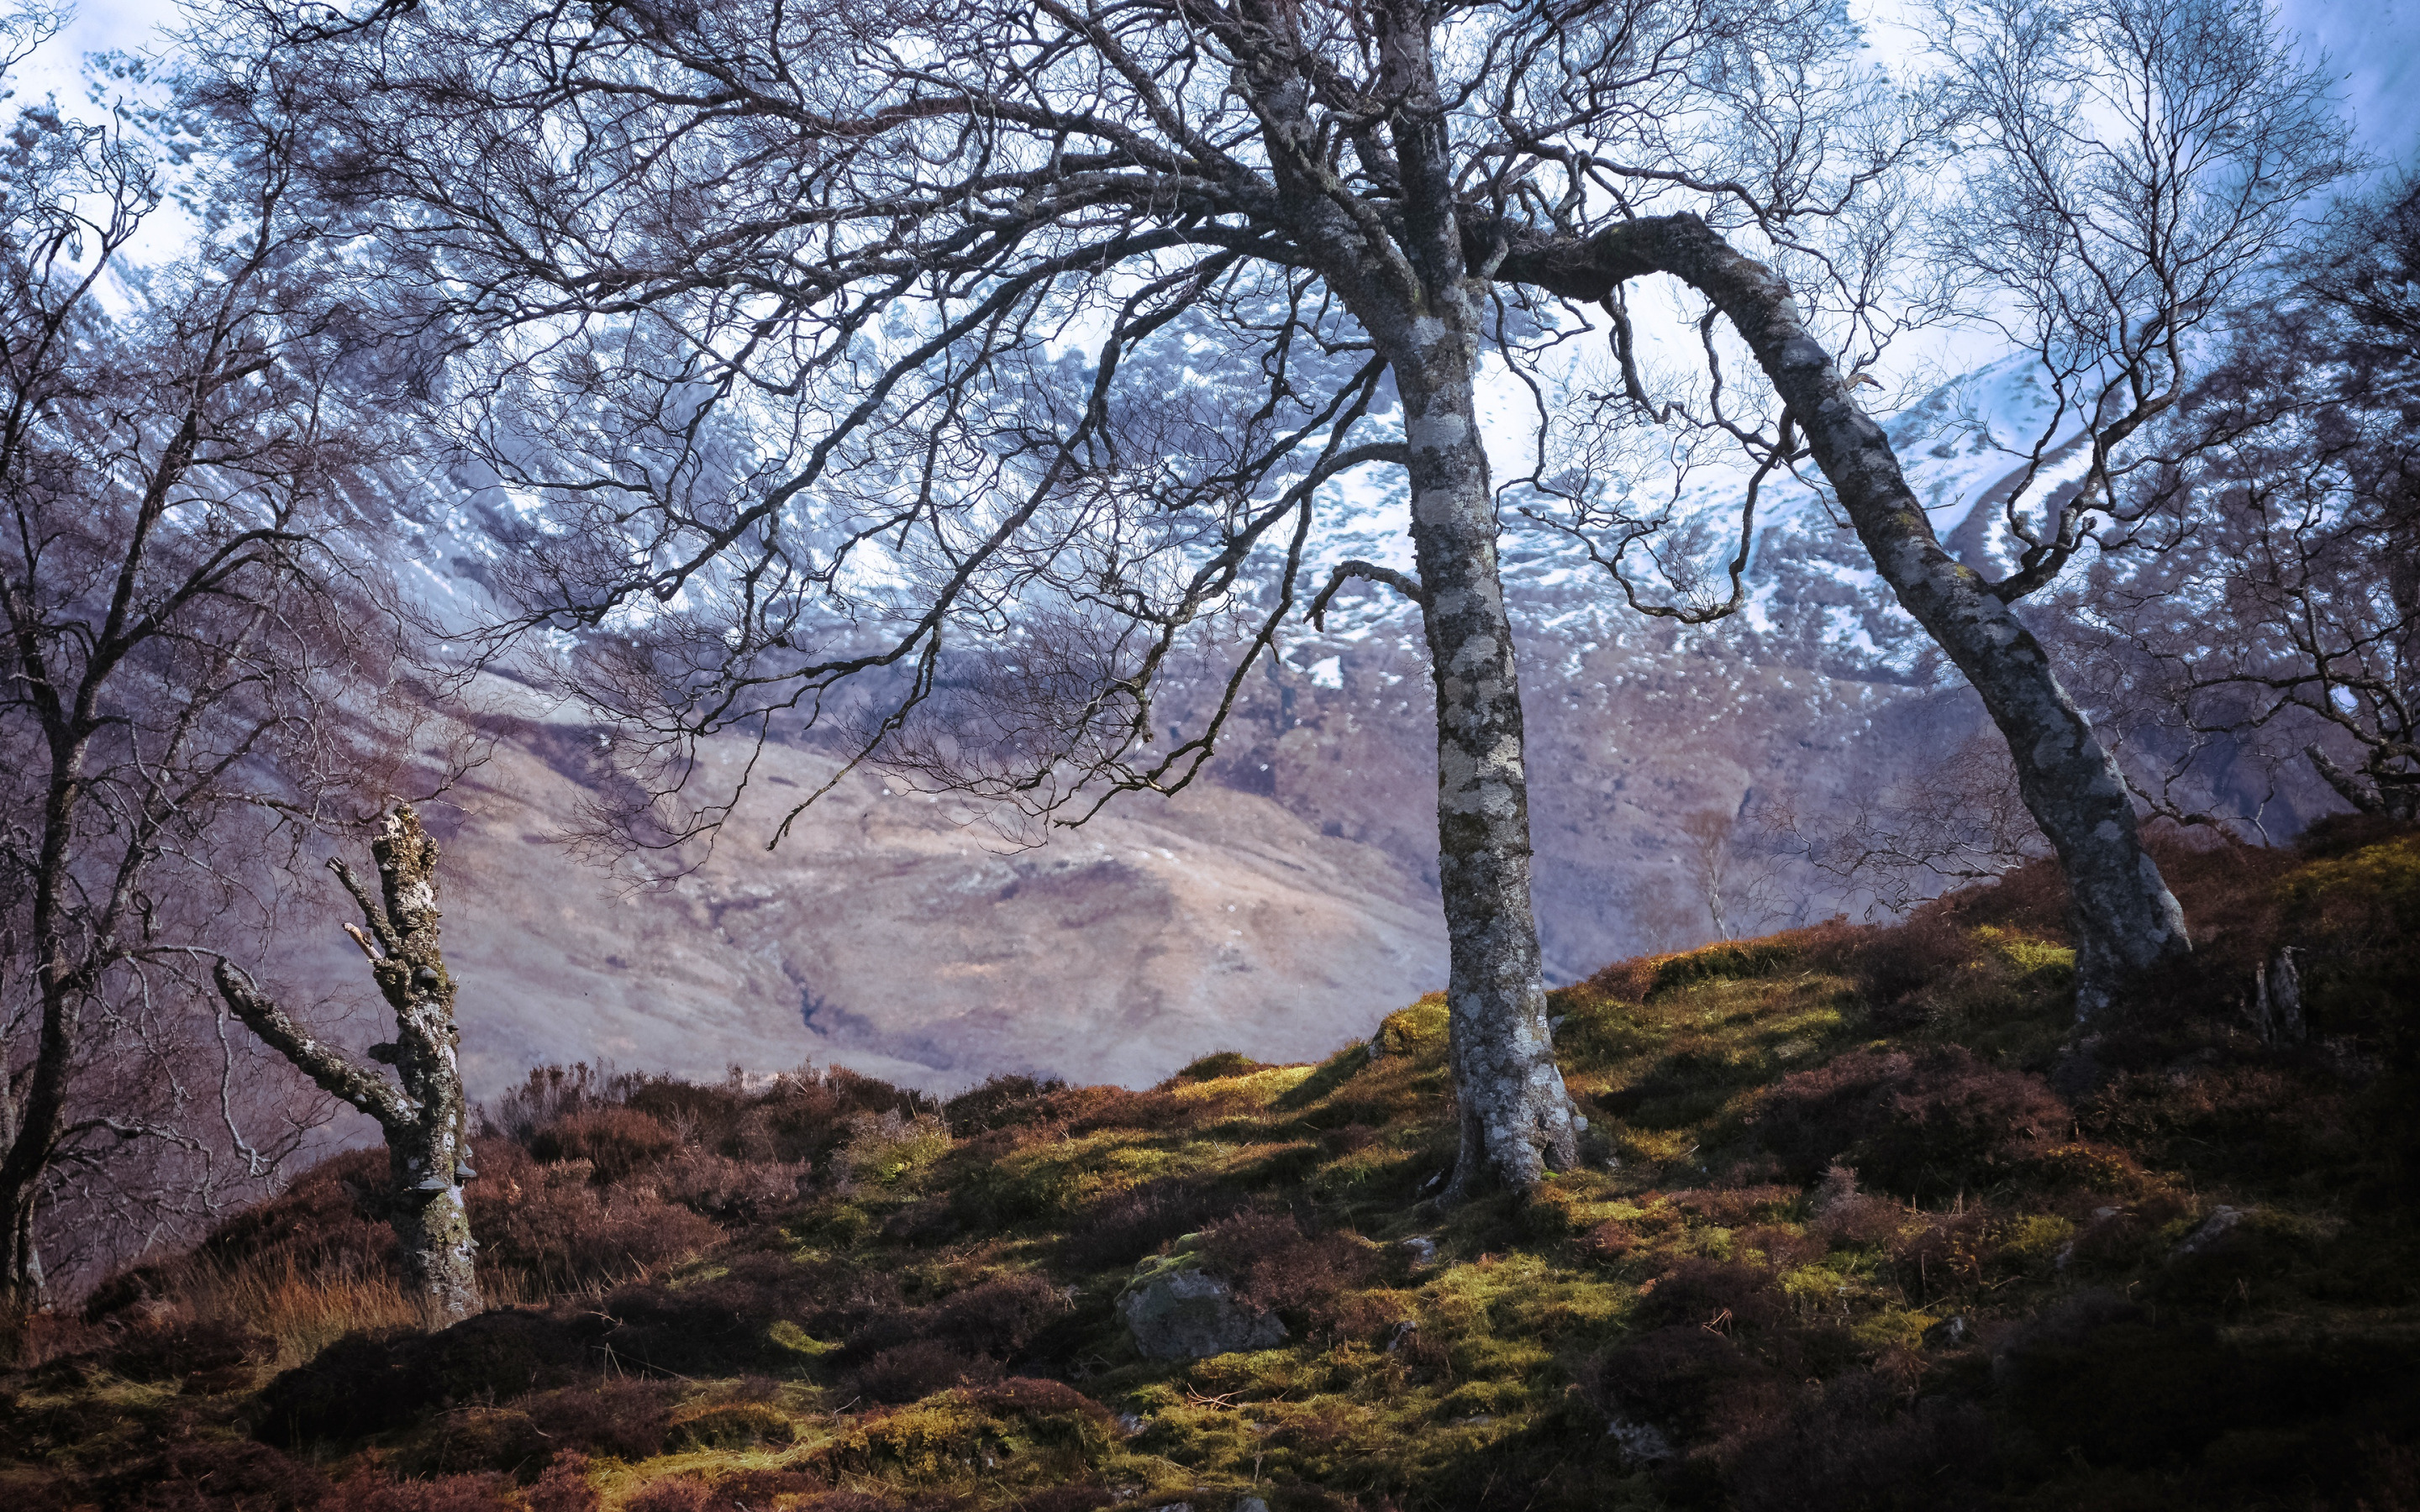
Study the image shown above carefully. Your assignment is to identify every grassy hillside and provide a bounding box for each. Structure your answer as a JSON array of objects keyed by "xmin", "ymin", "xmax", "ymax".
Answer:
[{"xmin": 3, "ymin": 822, "xmax": 2415, "ymax": 1512}]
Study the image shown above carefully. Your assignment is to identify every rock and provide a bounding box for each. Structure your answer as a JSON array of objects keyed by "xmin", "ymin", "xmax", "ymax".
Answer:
[
  {"xmin": 2170, "ymin": 1205, "xmax": 2249, "ymax": 1262},
  {"xmin": 1606, "ymin": 1413, "xmax": 1676, "ymax": 1464},
  {"xmin": 1235, "ymin": 1499, "xmax": 1270, "ymax": 1512},
  {"xmin": 1923, "ymin": 1315, "xmax": 1971, "ymax": 1347},
  {"xmin": 1119, "ymin": 1268, "xmax": 1286, "ymax": 1361},
  {"xmin": 1397, "ymin": 1236, "xmax": 1439, "ymax": 1270}
]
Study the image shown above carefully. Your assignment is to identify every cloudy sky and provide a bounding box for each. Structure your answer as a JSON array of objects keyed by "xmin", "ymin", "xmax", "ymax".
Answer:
[{"xmin": 18, "ymin": 0, "xmax": 2419, "ymax": 160}]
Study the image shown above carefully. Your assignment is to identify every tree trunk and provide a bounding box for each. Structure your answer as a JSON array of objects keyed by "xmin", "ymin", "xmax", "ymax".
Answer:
[
  {"xmin": 217, "ymin": 805, "xmax": 481, "ymax": 1322},
  {"xmin": 0, "ymin": 1186, "xmax": 41, "ymax": 1316},
  {"xmin": 1392, "ymin": 286, "xmax": 1584, "ymax": 1196},
  {"xmin": 1486, "ymin": 214, "xmax": 2191, "ymax": 1024},
  {"xmin": 385, "ymin": 1136, "xmax": 480, "ymax": 1320}
]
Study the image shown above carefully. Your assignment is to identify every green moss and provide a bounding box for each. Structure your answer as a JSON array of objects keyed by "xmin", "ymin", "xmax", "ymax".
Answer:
[
  {"xmin": 24, "ymin": 843, "xmax": 2420, "ymax": 1512},
  {"xmin": 1376, "ymin": 995, "xmax": 1449, "ymax": 1058}
]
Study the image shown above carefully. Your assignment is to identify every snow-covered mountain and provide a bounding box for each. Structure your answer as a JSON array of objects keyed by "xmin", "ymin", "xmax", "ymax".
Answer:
[{"xmin": 322, "ymin": 355, "xmax": 2159, "ymax": 1097}]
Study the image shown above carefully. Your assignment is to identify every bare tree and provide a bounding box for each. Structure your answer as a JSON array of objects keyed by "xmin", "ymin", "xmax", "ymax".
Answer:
[
  {"xmin": 2086, "ymin": 171, "xmax": 2420, "ymax": 825},
  {"xmin": 0, "ymin": 42, "xmax": 416, "ymax": 1308},
  {"xmin": 213, "ymin": 806, "xmax": 479, "ymax": 1321},
  {"xmin": 1761, "ymin": 730, "xmax": 2050, "ymax": 918},
  {"xmin": 1676, "ymin": 805, "xmax": 1791, "ymax": 941},
  {"xmin": 218, "ymin": 0, "xmax": 2338, "ymax": 1183}
]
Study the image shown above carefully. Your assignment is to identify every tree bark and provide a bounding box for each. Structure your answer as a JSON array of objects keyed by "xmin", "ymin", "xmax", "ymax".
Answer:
[
  {"xmin": 1395, "ymin": 297, "xmax": 1586, "ymax": 1196},
  {"xmin": 217, "ymin": 806, "xmax": 480, "ymax": 1321},
  {"xmin": 1281, "ymin": 3, "xmax": 1582, "ymax": 1198},
  {"xmin": 0, "ymin": 743, "xmax": 94, "ymax": 1313},
  {"xmin": 1486, "ymin": 213, "xmax": 2191, "ymax": 1023}
]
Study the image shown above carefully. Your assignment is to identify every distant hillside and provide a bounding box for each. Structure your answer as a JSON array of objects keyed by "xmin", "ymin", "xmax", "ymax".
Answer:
[
  {"xmin": 7, "ymin": 822, "xmax": 2412, "ymax": 1510},
  {"xmin": 350, "ymin": 351, "xmax": 2338, "ymax": 1098}
]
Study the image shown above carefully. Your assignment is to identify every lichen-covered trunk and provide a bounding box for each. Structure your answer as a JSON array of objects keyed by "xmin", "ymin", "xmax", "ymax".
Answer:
[
  {"xmin": 216, "ymin": 805, "xmax": 481, "ymax": 1322},
  {"xmin": 387, "ymin": 1134, "xmax": 478, "ymax": 1320},
  {"xmin": 1489, "ymin": 214, "xmax": 2191, "ymax": 1024},
  {"xmin": 362, "ymin": 807, "xmax": 481, "ymax": 1321},
  {"xmin": 1395, "ymin": 292, "xmax": 1583, "ymax": 1197}
]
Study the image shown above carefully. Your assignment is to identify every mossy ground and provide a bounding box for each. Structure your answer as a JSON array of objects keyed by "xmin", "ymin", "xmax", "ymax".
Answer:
[{"xmin": 4, "ymin": 828, "xmax": 2416, "ymax": 1511}]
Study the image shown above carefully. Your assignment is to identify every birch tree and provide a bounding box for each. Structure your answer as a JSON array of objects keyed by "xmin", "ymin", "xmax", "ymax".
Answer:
[{"xmin": 225, "ymin": 0, "xmax": 2340, "ymax": 1186}]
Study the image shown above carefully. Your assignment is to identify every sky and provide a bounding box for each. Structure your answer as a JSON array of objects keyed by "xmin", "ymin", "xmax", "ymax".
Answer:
[{"xmin": 16, "ymin": 0, "xmax": 2417, "ymax": 155}]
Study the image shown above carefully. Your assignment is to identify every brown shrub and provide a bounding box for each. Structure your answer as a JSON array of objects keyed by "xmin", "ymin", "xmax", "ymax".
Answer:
[
  {"xmin": 1005, "ymin": 1491, "xmax": 1118, "ymax": 1512},
  {"xmin": 1917, "ymin": 855, "xmax": 2073, "ymax": 940},
  {"xmin": 89, "ymin": 1441, "xmax": 333, "ymax": 1511},
  {"xmin": 469, "ymin": 1142, "xmax": 719, "ymax": 1289},
  {"xmin": 918, "ymin": 1275, "xmax": 1070, "ymax": 1357},
  {"xmin": 250, "ymin": 1311, "xmax": 608, "ymax": 1444},
  {"xmin": 958, "ymin": 1377, "xmax": 1117, "ymax": 1426},
  {"xmin": 622, "ymin": 1478, "xmax": 717, "ymax": 1512},
  {"xmin": 1730, "ymin": 1224, "xmax": 1824, "ymax": 1269},
  {"xmin": 598, "ymin": 1252, "xmax": 874, "ymax": 1378},
  {"xmin": 529, "ymin": 1108, "xmax": 678, "ymax": 1181},
  {"xmin": 1755, "ymin": 1046, "xmax": 2065, "ymax": 1199},
  {"xmin": 1669, "ymin": 1185, "xmax": 1797, "ymax": 1228},
  {"xmin": 102, "ymin": 1316, "xmax": 272, "ymax": 1383},
  {"xmin": 854, "ymin": 1339, "xmax": 1000, "ymax": 1404},
  {"xmin": 705, "ymin": 1469, "xmax": 827, "ymax": 1504},
  {"xmin": 192, "ymin": 1147, "xmax": 395, "ymax": 1282},
  {"xmin": 393, "ymin": 1407, "xmax": 551, "ymax": 1479},
  {"xmin": 1166, "ymin": 1051, "xmax": 1272, "ymax": 1084},
  {"xmin": 1053, "ymin": 1085, "xmax": 1197, "ymax": 1135},
  {"xmin": 1582, "ymin": 1326, "xmax": 1794, "ymax": 1444},
  {"xmin": 2058, "ymin": 1189, "xmax": 2199, "ymax": 1273},
  {"xmin": 2081, "ymin": 1063, "xmax": 2357, "ymax": 1185},
  {"xmin": 1805, "ymin": 1166, "xmax": 1906, "ymax": 1250},
  {"xmin": 646, "ymin": 1147, "xmax": 809, "ymax": 1225},
  {"xmin": 1885, "ymin": 1210, "xmax": 1998, "ymax": 1300},
  {"xmin": 1628, "ymin": 1258, "xmax": 1786, "ymax": 1334},
  {"xmin": 1723, "ymin": 1368, "xmax": 1994, "ymax": 1512},
  {"xmin": 1581, "ymin": 1221, "xmax": 1637, "ymax": 1261},
  {"xmin": 347, "ymin": 1473, "xmax": 520, "ymax": 1512},
  {"xmin": 943, "ymin": 1075, "xmax": 1070, "ymax": 1132},
  {"xmin": 483, "ymin": 1064, "xmax": 616, "ymax": 1144},
  {"xmin": 1844, "ymin": 916, "xmax": 1986, "ymax": 1029},
  {"xmin": 1194, "ymin": 1211, "xmax": 1379, "ymax": 1327},
  {"xmin": 1056, "ymin": 1178, "xmax": 1234, "ymax": 1273},
  {"xmin": 522, "ymin": 1455, "xmax": 600, "ymax": 1512},
  {"xmin": 519, "ymin": 1379, "xmax": 677, "ymax": 1460}
]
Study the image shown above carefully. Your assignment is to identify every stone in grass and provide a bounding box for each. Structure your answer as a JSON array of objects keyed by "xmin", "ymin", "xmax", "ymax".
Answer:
[
  {"xmin": 2169, "ymin": 1205, "xmax": 2249, "ymax": 1262},
  {"xmin": 1118, "ymin": 1267, "xmax": 1286, "ymax": 1361}
]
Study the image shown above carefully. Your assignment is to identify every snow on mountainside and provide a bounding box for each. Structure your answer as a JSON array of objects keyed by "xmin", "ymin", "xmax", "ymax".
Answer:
[{"xmin": 338, "ymin": 359, "xmax": 2060, "ymax": 1095}]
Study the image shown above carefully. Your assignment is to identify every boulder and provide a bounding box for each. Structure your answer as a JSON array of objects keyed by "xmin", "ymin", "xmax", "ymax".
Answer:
[
  {"xmin": 2170, "ymin": 1205, "xmax": 2249, "ymax": 1262},
  {"xmin": 1118, "ymin": 1268, "xmax": 1286, "ymax": 1361}
]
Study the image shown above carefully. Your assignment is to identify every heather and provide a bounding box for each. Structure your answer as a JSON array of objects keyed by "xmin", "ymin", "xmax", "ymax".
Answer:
[{"xmin": 3, "ymin": 825, "xmax": 2414, "ymax": 1511}]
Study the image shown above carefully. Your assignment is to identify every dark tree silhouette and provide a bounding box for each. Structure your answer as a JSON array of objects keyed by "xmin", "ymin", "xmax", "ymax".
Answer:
[{"xmin": 0, "ymin": 34, "xmax": 424, "ymax": 1307}]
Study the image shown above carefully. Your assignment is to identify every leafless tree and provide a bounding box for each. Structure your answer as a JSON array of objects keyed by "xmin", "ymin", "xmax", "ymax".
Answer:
[
  {"xmin": 1676, "ymin": 805, "xmax": 1791, "ymax": 941},
  {"xmin": 217, "ymin": 0, "xmax": 2337, "ymax": 1184},
  {"xmin": 1874, "ymin": 0, "xmax": 2351, "ymax": 1004},
  {"xmin": 0, "ymin": 40, "xmax": 424, "ymax": 1309},
  {"xmin": 2081, "ymin": 171, "xmax": 2419, "ymax": 826},
  {"xmin": 1760, "ymin": 730, "xmax": 2049, "ymax": 918},
  {"xmin": 213, "ymin": 806, "xmax": 480, "ymax": 1321}
]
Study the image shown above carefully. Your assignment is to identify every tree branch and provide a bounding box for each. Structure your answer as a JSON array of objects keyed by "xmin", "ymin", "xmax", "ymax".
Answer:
[
  {"xmin": 1307, "ymin": 559, "xmax": 1429, "ymax": 630},
  {"xmin": 209, "ymin": 958, "xmax": 411, "ymax": 1131}
]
